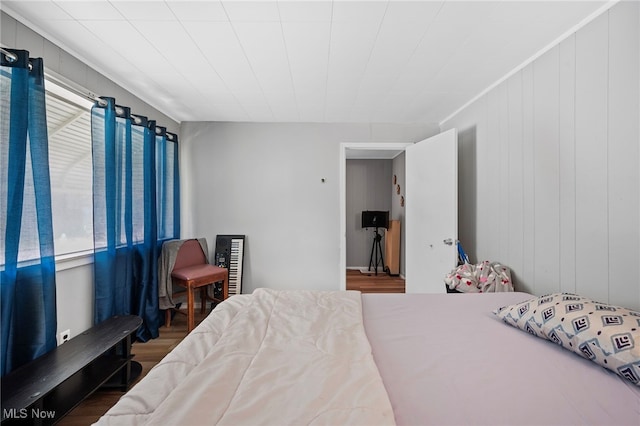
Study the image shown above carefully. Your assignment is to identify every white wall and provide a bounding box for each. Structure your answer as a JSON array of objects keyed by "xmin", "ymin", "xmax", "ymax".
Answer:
[
  {"xmin": 1, "ymin": 11, "xmax": 180, "ymax": 339},
  {"xmin": 346, "ymin": 159, "xmax": 392, "ymax": 268},
  {"xmin": 54, "ymin": 262, "xmax": 93, "ymax": 342},
  {"xmin": 442, "ymin": 1, "xmax": 640, "ymax": 310},
  {"xmin": 180, "ymin": 122, "xmax": 438, "ymax": 293}
]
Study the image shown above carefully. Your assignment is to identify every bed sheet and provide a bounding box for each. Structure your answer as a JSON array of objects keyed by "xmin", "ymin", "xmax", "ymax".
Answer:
[{"xmin": 363, "ymin": 292, "xmax": 640, "ymax": 425}]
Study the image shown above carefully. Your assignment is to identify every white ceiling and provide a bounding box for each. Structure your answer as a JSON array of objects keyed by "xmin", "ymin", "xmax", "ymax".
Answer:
[{"xmin": 2, "ymin": 0, "xmax": 609, "ymax": 124}]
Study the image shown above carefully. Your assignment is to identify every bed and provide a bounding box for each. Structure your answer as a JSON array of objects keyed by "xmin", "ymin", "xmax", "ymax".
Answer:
[{"xmin": 96, "ymin": 289, "xmax": 640, "ymax": 425}]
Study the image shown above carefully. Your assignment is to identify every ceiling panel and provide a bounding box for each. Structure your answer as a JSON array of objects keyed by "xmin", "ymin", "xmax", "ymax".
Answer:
[
  {"xmin": 166, "ymin": 0, "xmax": 228, "ymax": 21},
  {"xmin": 132, "ymin": 21, "xmax": 212, "ymax": 77},
  {"xmin": 4, "ymin": 1, "xmax": 70, "ymax": 20},
  {"xmin": 357, "ymin": 20, "xmax": 429, "ymax": 94},
  {"xmin": 81, "ymin": 20, "xmax": 160, "ymax": 68},
  {"xmin": 282, "ymin": 21, "xmax": 330, "ymax": 94},
  {"xmin": 268, "ymin": 102, "xmax": 299, "ymax": 122},
  {"xmin": 1, "ymin": 0, "xmax": 611, "ymax": 124},
  {"xmin": 324, "ymin": 105, "xmax": 350, "ymax": 122},
  {"xmin": 241, "ymin": 101, "xmax": 275, "ymax": 122},
  {"xmin": 354, "ymin": 90, "xmax": 386, "ymax": 108},
  {"xmin": 221, "ymin": 0, "xmax": 280, "ymax": 22},
  {"xmin": 54, "ymin": 0, "xmax": 123, "ymax": 20},
  {"xmin": 112, "ymin": 1, "xmax": 176, "ymax": 21},
  {"xmin": 185, "ymin": 22, "xmax": 263, "ymax": 95},
  {"xmin": 24, "ymin": 18, "xmax": 112, "ymax": 64},
  {"xmin": 331, "ymin": 1, "xmax": 387, "ymax": 24},
  {"xmin": 234, "ymin": 90, "xmax": 270, "ymax": 110},
  {"xmin": 233, "ymin": 22, "xmax": 295, "ymax": 95},
  {"xmin": 325, "ymin": 89, "xmax": 357, "ymax": 109},
  {"xmin": 189, "ymin": 95, "xmax": 248, "ymax": 114},
  {"xmin": 434, "ymin": 1, "xmax": 499, "ymax": 27},
  {"xmin": 277, "ymin": 1, "xmax": 332, "ymax": 22},
  {"xmin": 326, "ymin": 21, "xmax": 380, "ymax": 95},
  {"xmin": 384, "ymin": 0, "xmax": 443, "ymax": 25},
  {"xmin": 299, "ymin": 102, "xmax": 325, "ymax": 122}
]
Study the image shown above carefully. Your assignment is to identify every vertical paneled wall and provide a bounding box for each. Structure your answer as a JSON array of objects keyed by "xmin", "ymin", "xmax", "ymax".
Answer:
[
  {"xmin": 442, "ymin": 2, "xmax": 639, "ymax": 310},
  {"xmin": 346, "ymin": 160, "xmax": 392, "ymax": 268}
]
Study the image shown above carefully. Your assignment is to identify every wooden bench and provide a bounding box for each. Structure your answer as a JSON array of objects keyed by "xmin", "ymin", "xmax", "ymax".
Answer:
[{"xmin": 1, "ymin": 315, "xmax": 142, "ymax": 425}]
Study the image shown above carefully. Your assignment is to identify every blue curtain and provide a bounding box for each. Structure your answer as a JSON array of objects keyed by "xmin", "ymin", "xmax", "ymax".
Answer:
[
  {"xmin": 170, "ymin": 134, "xmax": 181, "ymax": 238},
  {"xmin": 91, "ymin": 100, "xmax": 179, "ymax": 341},
  {"xmin": 1, "ymin": 50, "xmax": 57, "ymax": 376},
  {"xmin": 134, "ymin": 117, "xmax": 160, "ymax": 341},
  {"xmin": 92, "ymin": 99, "xmax": 132, "ymax": 323}
]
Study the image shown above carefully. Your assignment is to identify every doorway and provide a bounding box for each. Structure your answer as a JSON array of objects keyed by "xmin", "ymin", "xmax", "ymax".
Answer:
[
  {"xmin": 339, "ymin": 129, "xmax": 459, "ymax": 293},
  {"xmin": 339, "ymin": 143, "xmax": 412, "ymax": 290}
]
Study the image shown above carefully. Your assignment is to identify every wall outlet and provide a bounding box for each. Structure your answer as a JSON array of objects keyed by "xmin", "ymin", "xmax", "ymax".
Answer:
[{"xmin": 59, "ymin": 329, "xmax": 70, "ymax": 344}]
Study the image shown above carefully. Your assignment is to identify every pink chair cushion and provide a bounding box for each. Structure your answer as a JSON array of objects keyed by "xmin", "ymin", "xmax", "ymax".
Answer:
[{"xmin": 171, "ymin": 264, "xmax": 226, "ymax": 281}]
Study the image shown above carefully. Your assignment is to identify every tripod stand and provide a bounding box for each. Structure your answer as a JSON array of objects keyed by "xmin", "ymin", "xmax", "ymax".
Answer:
[{"xmin": 368, "ymin": 227, "xmax": 385, "ymax": 276}]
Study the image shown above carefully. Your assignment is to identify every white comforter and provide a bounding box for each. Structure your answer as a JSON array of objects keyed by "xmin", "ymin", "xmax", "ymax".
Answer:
[{"xmin": 96, "ymin": 289, "xmax": 395, "ymax": 425}]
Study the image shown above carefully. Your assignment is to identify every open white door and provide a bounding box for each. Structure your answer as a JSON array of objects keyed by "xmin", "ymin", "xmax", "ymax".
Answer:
[{"xmin": 405, "ymin": 128, "xmax": 458, "ymax": 293}]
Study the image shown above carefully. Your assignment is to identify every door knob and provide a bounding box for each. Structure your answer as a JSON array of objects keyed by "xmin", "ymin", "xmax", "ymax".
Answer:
[{"xmin": 443, "ymin": 238, "xmax": 453, "ymax": 246}]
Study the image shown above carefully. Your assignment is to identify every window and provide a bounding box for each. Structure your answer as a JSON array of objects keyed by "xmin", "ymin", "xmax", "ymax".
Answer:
[
  {"xmin": 45, "ymin": 80, "xmax": 94, "ymax": 256},
  {"xmin": 156, "ymin": 132, "xmax": 178, "ymax": 240},
  {"xmin": 44, "ymin": 79, "xmax": 179, "ymax": 258}
]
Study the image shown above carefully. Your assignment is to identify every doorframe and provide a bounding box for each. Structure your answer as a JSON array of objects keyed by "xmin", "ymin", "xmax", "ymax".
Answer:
[{"xmin": 339, "ymin": 142, "xmax": 414, "ymax": 290}]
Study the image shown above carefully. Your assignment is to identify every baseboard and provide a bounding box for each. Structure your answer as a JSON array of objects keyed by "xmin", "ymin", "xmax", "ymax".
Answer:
[{"xmin": 359, "ymin": 267, "xmax": 385, "ymax": 274}]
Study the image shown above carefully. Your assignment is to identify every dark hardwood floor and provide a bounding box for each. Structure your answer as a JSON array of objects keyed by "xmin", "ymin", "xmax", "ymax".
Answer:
[
  {"xmin": 346, "ymin": 268, "xmax": 405, "ymax": 293},
  {"xmin": 59, "ymin": 270, "xmax": 404, "ymax": 424}
]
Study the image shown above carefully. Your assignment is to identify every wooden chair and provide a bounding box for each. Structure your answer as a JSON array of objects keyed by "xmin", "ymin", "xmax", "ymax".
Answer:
[{"xmin": 166, "ymin": 239, "xmax": 229, "ymax": 332}]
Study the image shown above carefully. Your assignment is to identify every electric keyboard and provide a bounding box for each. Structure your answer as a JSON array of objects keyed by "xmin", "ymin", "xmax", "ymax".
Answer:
[{"xmin": 214, "ymin": 235, "xmax": 245, "ymax": 296}]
